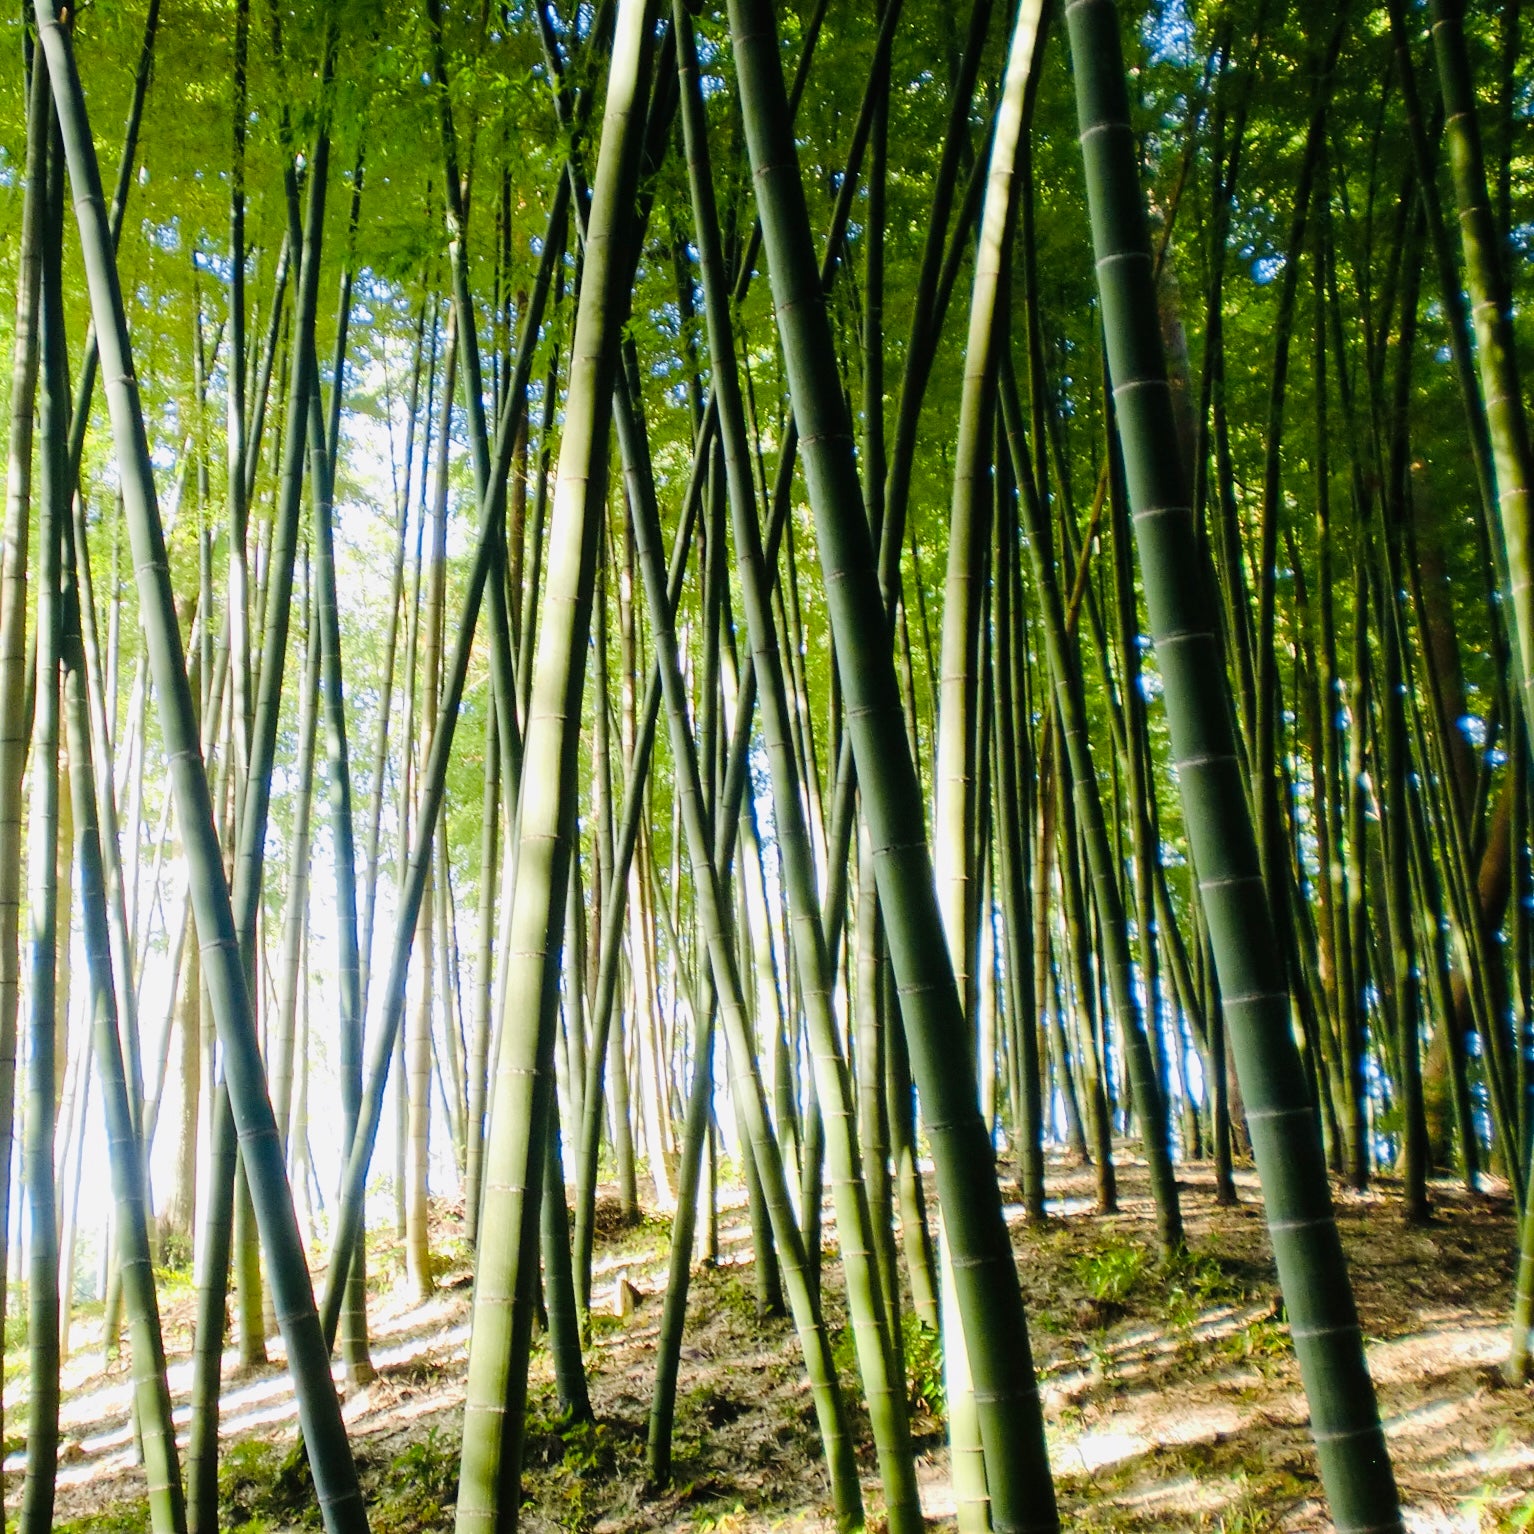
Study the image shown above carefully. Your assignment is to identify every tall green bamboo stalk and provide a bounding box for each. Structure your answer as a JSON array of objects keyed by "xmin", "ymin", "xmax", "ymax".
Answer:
[
  {"xmin": 319, "ymin": 173, "xmax": 568, "ymax": 1351},
  {"xmin": 0, "ymin": 51, "xmax": 49, "ymax": 1510},
  {"xmin": 1427, "ymin": 0, "xmax": 1534, "ymax": 744},
  {"xmin": 1001, "ymin": 358, "xmax": 1184, "ymax": 1255},
  {"xmin": 456, "ymin": 6, "xmax": 657, "ymax": 1526},
  {"xmin": 671, "ymin": 10, "xmax": 916, "ymax": 1524},
  {"xmin": 1420, "ymin": 0, "xmax": 1534, "ymax": 1379},
  {"xmin": 1063, "ymin": 4, "xmax": 1403, "ymax": 1528},
  {"xmin": 726, "ymin": 1, "xmax": 1057, "ymax": 1527},
  {"xmin": 62, "ymin": 505, "xmax": 187, "ymax": 1534},
  {"xmin": 616, "ymin": 339, "xmax": 864, "ymax": 1527},
  {"xmin": 20, "ymin": 84, "xmax": 65, "ymax": 1530},
  {"xmin": 34, "ymin": 7, "xmax": 368, "ymax": 1527}
]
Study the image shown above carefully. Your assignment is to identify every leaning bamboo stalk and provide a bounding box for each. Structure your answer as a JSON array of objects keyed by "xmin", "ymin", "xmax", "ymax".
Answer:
[
  {"xmin": 726, "ymin": 2, "xmax": 1059, "ymax": 1529},
  {"xmin": 0, "ymin": 50, "xmax": 49, "ymax": 1498},
  {"xmin": 188, "ymin": 42, "xmax": 338, "ymax": 1513},
  {"xmin": 33, "ymin": 9, "xmax": 368, "ymax": 1529},
  {"xmin": 616, "ymin": 334, "xmax": 865, "ymax": 1529},
  {"xmin": 571, "ymin": 0, "xmax": 897, "ymax": 1295},
  {"xmin": 49, "ymin": 0, "xmax": 163, "ymax": 1207},
  {"xmin": 72, "ymin": 488, "xmax": 147, "ymax": 1151},
  {"xmin": 358, "ymin": 296, "xmax": 427, "ymax": 1025},
  {"xmin": 317, "ymin": 176, "xmax": 572, "ymax": 1354},
  {"xmin": 227, "ymin": 0, "xmax": 249, "ymax": 777},
  {"xmin": 1425, "ymin": 0, "xmax": 1534, "ymax": 728},
  {"xmin": 62, "ymin": 0, "xmax": 163, "ymax": 493},
  {"xmin": 672, "ymin": 10, "xmax": 917, "ymax": 1522},
  {"xmin": 934, "ymin": 25, "xmax": 1051, "ymax": 1394},
  {"xmin": 882, "ymin": 0, "xmax": 999, "ymax": 556},
  {"xmin": 465, "ymin": 698, "xmax": 500, "ymax": 1243},
  {"xmin": 936, "ymin": 0, "xmax": 1043, "ymax": 1036},
  {"xmin": 425, "ymin": 0, "xmax": 523, "ymax": 790},
  {"xmin": 571, "ymin": 470, "xmax": 701, "ymax": 1304},
  {"xmin": 542, "ymin": 1028, "xmax": 591, "ymax": 1423},
  {"xmin": 270, "ymin": 577, "xmax": 320, "ymax": 1155},
  {"xmin": 62, "ymin": 502, "xmax": 187, "ymax": 1534},
  {"xmin": 571, "ymin": 374, "xmax": 819, "ymax": 1308},
  {"xmin": 20, "ymin": 93, "xmax": 67, "ymax": 1533},
  {"xmin": 305, "ymin": 296, "xmax": 377, "ymax": 1372},
  {"xmin": 439, "ymin": 839, "xmax": 470, "ymax": 1166},
  {"xmin": 994, "ymin": 439, "xmax": 1045, "ymax": 1220},
  {"xmin": 57, "ymin": 1009, "xmax": 94, "ymax": 1363},
  {"xmin": 999, "ymin": 358, "xmax": 1182, "ymax": 1253},
  {"xmin": 1063, "ymin": 4, "xmax": 1403, "ymax": 1528},
  {"xmin": 1421, "ymin": 0, "xmax": 1534, "ymax": 1374},
  {"xmin": 406, "ymin": 309, "xmax": 455, "ymax": 1299},
  {"xmin": 646, "ymin": 958, "xmax": 717, "ymax": 1484}
]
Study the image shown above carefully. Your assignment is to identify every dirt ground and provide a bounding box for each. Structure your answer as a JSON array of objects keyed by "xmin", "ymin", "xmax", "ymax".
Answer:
[{"xmin": 16, "ymin": 1152, "xmax": 1534, "ymax": 1532}]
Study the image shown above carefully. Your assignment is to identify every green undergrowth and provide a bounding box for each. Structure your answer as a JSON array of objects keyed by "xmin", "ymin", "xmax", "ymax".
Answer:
[
  {"xmin": 212, "ymin": 1426, "xmax": 464, "ymax": 1534},
  {"xmin": 521, "ymin": 1409, "xmax": 632, "ymax": 1534},
  {"xmin": 830, "ymin": 1310, "xmax": 945, "ymax": 1427},
  {"xmin": 220, "ymin": 1437, "xmax": 321, "ymax": 1532},
  {"xmin": 52, "ymin": 1500, "xmax": 153, "ymax": 1534},
  {"xmin": 1073, "ymin": 1239, "xmax": 1152, "ymax": 1305},
  {"xmin": 1056, "ymin": 1436, "xmax": 1318, "ymax": 1531},
  {"xmin": 1460, "ymin": 1432, "xmax": 1534, "ymax": 1531},
  {"xmin": 371, "ymin": 1428, "xmax": 460, "ymax": 1534}
]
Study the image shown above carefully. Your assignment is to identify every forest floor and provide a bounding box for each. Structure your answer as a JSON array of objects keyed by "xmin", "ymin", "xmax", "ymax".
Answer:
[{"xmin": 12, "ymin": 1154, "xmax": 1534, "ymax": 1533}]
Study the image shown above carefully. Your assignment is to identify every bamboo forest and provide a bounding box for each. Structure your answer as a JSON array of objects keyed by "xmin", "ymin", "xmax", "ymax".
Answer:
[{"xmin": 3, "ymin": 0, "xmax": 1534, "ymax": 1529}]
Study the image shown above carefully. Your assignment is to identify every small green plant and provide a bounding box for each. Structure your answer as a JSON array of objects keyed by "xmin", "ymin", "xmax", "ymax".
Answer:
[
  {"xmin": 547, "ymin": 1419, "xmax": 611, "ymax": 1533},
  {"xmin": 1460, "ymin": 1437, "xmax": 1534, "ymax": 1531},
  {"xmin": 1205, "ymin": 1504, "xmax": 1272, "ymax": 1534},
  {"xmin": 560, "ymin": 1419, "xmax": 607, "ymax": 1474},
  {"xmin": 219, "ymin": 1437, "xmax": 320, "ymax": 1532},
  {"xmin": 693, "ymin": 1501, "xmax": 750, "ymax": 1534},
  {"xmin": 152, "ymin": 1262, "xmax": 196, "ymax": 1297},
  {"xmin": 157, "ymin": 1226, "xmax": 195, "ymax": 1276},
  {"xmin": 54, "ymin": 1500, "xmax": 153, "ymax": 1534},
  {"xmin": 830, "ymin": 1320, "xmax": 858, "ymax": 1387},
  {"xmin": 584, "ymin": 1308, "xmax": 626, "ymax": 1344},
  {"xmin": 830, "ymin": 1312, "xmax": 945, "ymax": 1423},
  {"xmin": 1161, "ymin": 1283, "xmax": 1200, "ymax": 1354},
  {"xmin": 712, "ymin": 1266, "xmax": 767, "ymax": 1326},
  {"xmin": 219, "ymin": 1438, "xmax": 283, "ymax": 1522},
  {"xmin": 1218, "ymin": 1316, "xmax": 1292, "ymax": 1378},
  {"xmin": 373, "ymin": 1426, "xmax": 458, "ymax": 1533},
  {"xmin": 1072, "ymin": 1240, "xmax": 1149, "ymax": 1305},
  {"xmin": 902, "ymin": 1314, "xmax": 945, "ymax": 1421},
  {"xmin": 429, "ymin": 1234, "xmax": 474, "ymax": 1283},
  {"xmin": 1167, "ymin": 1246, "xmax": 1242, "ymax": 1305},
  {"xmin": 638, "ymin": 1207, "xmax": 674, "ymax": 1242},
  {"xmin": 1467, "ymin": 1493, "xmax": 1534, "ymax": 1534},
  {"xmin": 1194, "ymin": 1473, "xmax": 1277, "ymax": 1533},
  {"xmin": 1031, "ymin": 1305, "xmax": 1068, "ymax": 1336}
]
